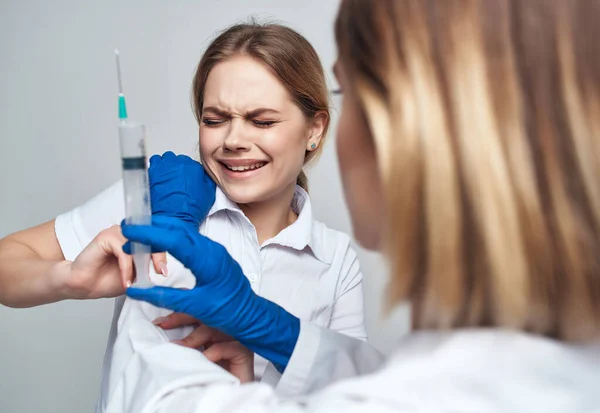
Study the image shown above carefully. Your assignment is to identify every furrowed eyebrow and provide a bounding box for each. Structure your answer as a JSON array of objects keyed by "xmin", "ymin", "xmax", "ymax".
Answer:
[
  {"xmin": 202, "ymin": 107, "xmax": 281, "ymax": 117},
  {"xmin": 202, "ymin": 106, "xmax": 230, "ymax": 117},
  {"xmin": 245, "ymin": 108, "xmax": 281, "ymax": 117}
]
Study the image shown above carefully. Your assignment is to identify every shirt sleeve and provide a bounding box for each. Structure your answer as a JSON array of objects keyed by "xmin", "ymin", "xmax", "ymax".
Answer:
[
  {"xmin": 328, "ymin": 243, "xmax": 368, "ymax": 341},
  {"xmin": 54, "ymin": 181, "xmax": 126, "ymax": 260},
  {"xmin": 272, "ymin": 321, "xmax": 384, "ymax": 398}
]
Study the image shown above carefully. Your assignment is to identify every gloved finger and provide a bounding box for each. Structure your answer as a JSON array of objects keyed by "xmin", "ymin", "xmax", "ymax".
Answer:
[
  {"xmin": 122, "ymin": 217, "xmax": 229, "ymax": 286},
  {"xmin": 176, "ymin": 153, "xmax": 199, "ymax": 165},
  {"xmin": 121, "ymin": 223, "xmax": 187, "ymax": 256},
  {"xmin": 126, "ymin": 286, "xmax": 192, "ymax": 313},
  {"xmin": 151, "ymin": 252, "xmax": 168, "ymax": 276},
  {"xmin": 162, "ymin": 151, "xmax": 177, "ymax": 161},
  {"xmin": 152, "ymin": 151, "xmax": 177, "ymax": 164},
  {"xmin": 149, "ymin": 153, "xmax": 163, "ymax": 166},
  {"xmin": 153, "ymin": 312, "xmax": 198, "ymax": 329},
  {"xmin": 171, "ymin": 324, "xmax": 221, "ymax": 349},
  {"xmin": 122, "ymin": 217, "xmax": 218, "ymax": 270}
]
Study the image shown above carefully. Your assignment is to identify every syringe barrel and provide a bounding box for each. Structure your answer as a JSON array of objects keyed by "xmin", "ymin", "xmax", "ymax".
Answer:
[
  {"xmin": 119, "ymin": 122, "xmax": 152, "ymax": 288},
  {"xmin": 119, "ymin": 122, "xmax": 147, "ymax": 159}
]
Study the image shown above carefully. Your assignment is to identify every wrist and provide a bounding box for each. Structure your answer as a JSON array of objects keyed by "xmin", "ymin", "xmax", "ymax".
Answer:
[
  {"xmin": 52, "ymin": 260, "xmax": 85, "ymax": 300},
  {"xmin": 240, "ymin": 297, "xmax": 300, "ymax": 370}
]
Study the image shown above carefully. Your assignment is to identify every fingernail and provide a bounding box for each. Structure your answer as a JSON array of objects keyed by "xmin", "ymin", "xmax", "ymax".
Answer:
[
  {"xmin": 159, "ymin": 262, "xmax": 168, "ymax": 277},
  {"xmin": 126, "ymin": 281, "xmax": 132, "ymax": 288},
  {"xmin": 153, "ymin": 316, "xmax": 169, "ymax": 325}
]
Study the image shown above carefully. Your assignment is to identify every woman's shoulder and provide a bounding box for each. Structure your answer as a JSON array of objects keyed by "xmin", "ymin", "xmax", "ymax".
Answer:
[
  {"xmin": 54, "ymin": 180, "xmax": 126, "ymax": 259},
  {"xmin": 310, "ymin": 219, "xmax": 356, "ymax": 266},
  {"xmin": 311, "ymin": 219, "xmax": 352, "ymax": 245},
  {"xmin": 67, "ymin": 180, "xmax": 125, "ymax": 223}
]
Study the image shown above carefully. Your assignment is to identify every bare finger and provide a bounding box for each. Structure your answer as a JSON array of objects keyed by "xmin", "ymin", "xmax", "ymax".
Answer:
[
  {"xmin": 151, "ymin": 252, "xmax": 168, "ymax": 276},
  {"xmin": 203, "ymin": 341, "xmax": 254, "ymax": 383},
  {"xmin": 101, "ymin": 227, "xmax": 134, "ymax": 288},
  {"xmin": 172, "ymin": 324, "xmax": 222, "ymax": 349},
  {"xmin": 153, "ymin": 312, "xmax": 199, "ymax": 329}
]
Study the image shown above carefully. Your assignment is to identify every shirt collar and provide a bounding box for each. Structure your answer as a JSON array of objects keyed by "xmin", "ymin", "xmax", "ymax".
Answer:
[
  {"xmin": 208, "ymin": 186, "xmax": 331, "ymax": 264},
  {"xmin": 208, "ymin": 186, "xmax": 241, "ymax": 216}
]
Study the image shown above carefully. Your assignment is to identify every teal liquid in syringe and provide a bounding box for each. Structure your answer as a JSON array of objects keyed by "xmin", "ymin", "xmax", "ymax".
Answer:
[{"xmin": 115, "ymin": 49, "xmax": 153, "ymax": 288}]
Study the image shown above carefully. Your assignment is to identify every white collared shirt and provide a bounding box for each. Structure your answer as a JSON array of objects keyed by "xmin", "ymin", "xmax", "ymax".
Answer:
[{"xmin": 54, "ymin": 180, "xmax": 367, "ymax": 412}]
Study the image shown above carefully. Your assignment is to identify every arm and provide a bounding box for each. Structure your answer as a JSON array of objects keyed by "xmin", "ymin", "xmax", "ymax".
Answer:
[
  {"xmin": 0, "ymin": 181, "xmax": 132, "ymax": 308},
  {"xmin": 0, "ymin": 220, "xmax": 71, "ymax": 307},
  {"xmin": 328, "ymin": 244, "xmax": 368, "ymax": 340},
  {"xmin": 0, "ymin": 221, "xmax": 134, "ymax": 308}
]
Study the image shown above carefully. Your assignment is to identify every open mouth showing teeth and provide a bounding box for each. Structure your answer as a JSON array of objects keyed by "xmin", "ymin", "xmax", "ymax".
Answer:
[{"xmin": 221, "ymin": 161, "xmax": 267, "ymax": 172}]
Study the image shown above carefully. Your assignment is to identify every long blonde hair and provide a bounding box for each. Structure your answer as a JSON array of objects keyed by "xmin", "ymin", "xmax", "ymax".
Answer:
[{"xmin": 336, "ymin": 0, "xmax": 600, "ymax": 341}]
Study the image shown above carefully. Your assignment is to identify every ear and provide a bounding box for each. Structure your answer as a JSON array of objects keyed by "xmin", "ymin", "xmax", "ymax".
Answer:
[{"xmin": 306, "ymin": 110, "xmax": 328, "ymax": 151}]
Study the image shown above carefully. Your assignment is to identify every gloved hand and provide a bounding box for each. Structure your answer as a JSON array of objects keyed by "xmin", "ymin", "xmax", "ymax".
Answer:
[
  {"xmin": 122, "ymin": 216, "xmax": 300, "ymax": 371},
  {"xmin": 149, "ymin": 151, "xmax": 216, "ymax": 229}
]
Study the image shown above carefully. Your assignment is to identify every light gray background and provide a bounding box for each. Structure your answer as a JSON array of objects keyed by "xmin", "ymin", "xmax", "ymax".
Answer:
[{"xmin": 0, "ymin": 1, "xmax": 409, "ymax": 412}]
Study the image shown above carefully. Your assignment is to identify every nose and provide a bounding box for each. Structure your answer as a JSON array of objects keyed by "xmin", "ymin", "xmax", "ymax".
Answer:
[{"xmin": 223, "ymin": 121, "xmax": 251, "ymax": 153}]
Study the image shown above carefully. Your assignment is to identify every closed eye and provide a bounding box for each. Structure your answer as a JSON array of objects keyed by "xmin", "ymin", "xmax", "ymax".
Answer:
[
  {"xmin": 252, "ymin": 120, "xmax": 278, "ymax": 128},
  {"xmin": 202, "ymin": 118, "xmax": 227, "ymax": 127}
]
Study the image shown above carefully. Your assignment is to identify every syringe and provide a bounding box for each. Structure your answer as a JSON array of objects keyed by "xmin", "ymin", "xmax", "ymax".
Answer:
[{"xmin": 115, "ymin": 49, "xmax": 153, "ymax": 288}]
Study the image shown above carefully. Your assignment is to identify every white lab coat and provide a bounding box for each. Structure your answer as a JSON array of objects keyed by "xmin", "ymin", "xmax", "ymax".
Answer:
[{"xmin": 105, "ymin": 301, "xmax": 600, "ymax": 413}]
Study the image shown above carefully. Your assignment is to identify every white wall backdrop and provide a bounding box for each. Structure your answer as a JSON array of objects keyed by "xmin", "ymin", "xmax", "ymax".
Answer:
[{"xmin": 0, "ymin": 1, "xmax": 409, "ymax": 412}]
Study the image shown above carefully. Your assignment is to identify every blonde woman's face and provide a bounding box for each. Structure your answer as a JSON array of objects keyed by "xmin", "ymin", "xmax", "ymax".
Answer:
[{"xmin": 333, "ymin": 61, "xmax": 384, "ymax": 250}]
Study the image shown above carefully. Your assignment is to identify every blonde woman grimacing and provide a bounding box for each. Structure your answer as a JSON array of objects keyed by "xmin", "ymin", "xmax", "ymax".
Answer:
[{"xmin": 0, "ymin": 23, "xmax": 376, "ymax": 410}]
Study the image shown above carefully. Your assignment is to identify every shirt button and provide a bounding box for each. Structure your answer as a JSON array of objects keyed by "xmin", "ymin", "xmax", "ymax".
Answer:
[{"xmin": 248, "ymin": 273, "xmax": 257, "ymax": 283}]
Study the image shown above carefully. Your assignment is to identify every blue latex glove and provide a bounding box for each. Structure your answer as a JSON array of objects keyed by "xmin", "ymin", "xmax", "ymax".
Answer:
[
  {"xmin": 149, "ymin": 151, "xmax": 216, "ymax": 229},
  {"xmin": 122, "ymin": 216, "xmax": 300, "ymax": 371}
]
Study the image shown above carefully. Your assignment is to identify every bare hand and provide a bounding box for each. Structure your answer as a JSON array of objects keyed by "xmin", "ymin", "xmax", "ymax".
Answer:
[
  {"xmin": 154, "ymin": 313, "xmax": 255, "ymax": 383},
  {"xmin": 66, "ymin": 225, "xmax": 133, "ymax": 299}
]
